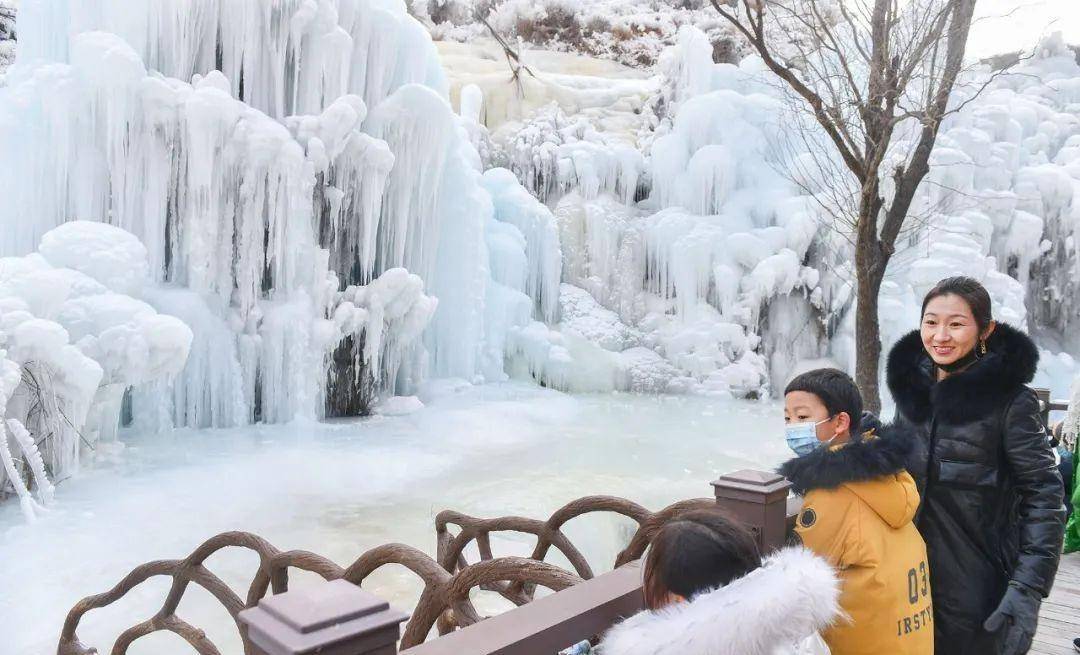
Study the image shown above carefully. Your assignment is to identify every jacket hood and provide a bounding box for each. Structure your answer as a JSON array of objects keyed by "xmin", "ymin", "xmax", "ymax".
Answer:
[
  {"xmin": 778, "ymin": 432, "xmax": 915, "ymax": 497},
  {"xmin": 844, "ymin": 471, "xmax": 920, "ymax": 529},
  {"xmin": 886, "ymin": 321, "xmax": 1039, "ymax": 425},
  {"xmin": 597, "ymin": 547, "xmax": 840, "ymax": 655}
]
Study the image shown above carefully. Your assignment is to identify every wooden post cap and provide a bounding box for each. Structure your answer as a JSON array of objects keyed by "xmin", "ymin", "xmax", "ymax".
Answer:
[
  {"xmin": 712, "ymin": 469, "xmax": 792, "ymax": 503},
  {"xmin": 239, "ymin": 579, "xmax": 408, "ymax": 655}
]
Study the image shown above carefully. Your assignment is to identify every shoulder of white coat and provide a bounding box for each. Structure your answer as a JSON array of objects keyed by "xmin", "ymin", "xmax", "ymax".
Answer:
[{"xmin": 597, "ymin": 548, "xmax": 841, "ymax": 655}]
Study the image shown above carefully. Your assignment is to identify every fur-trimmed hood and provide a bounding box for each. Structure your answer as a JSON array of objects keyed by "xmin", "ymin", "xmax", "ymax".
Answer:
[
  {"xmin": 886, "ymin": 322, "xmax": 1039, "ymax": 425},
  {"xmin": 596, "ymin": 548, "xmax": 840, "ymax": 655},
  {"xmin": 778, "ymin": 432, "xmax": 914, "ymax": 497}
]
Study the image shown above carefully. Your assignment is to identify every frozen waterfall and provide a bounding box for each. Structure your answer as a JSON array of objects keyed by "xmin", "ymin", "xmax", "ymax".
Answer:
[{"xmin": 0, "ymin": 0, "xmax": 564, "ymax": 496}]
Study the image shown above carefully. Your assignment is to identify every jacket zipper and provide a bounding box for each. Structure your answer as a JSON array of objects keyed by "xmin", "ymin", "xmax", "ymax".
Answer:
[{"xmin": 915, "ymin": 415, "xmax": 938, "ymax": 525}]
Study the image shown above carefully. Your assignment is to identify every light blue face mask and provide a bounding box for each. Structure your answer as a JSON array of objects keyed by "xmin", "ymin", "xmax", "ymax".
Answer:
[{"xmin": 785, "ymin": 418, "xmax": 833, "ymax": 457}]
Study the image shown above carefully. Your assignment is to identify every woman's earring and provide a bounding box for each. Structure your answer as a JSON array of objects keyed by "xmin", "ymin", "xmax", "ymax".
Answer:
[{"xmin": 979, "ymin": 340, "xmax": 987, "ymax": 356}]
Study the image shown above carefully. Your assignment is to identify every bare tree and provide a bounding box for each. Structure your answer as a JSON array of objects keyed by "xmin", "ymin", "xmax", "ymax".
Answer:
[{"xmin": 710, "ymin": 0, "xmax": 981, "ymax": 411}]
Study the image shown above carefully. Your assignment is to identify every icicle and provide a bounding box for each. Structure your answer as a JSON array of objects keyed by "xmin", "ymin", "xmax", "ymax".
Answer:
[
  {"xmin": 0, "ymin": 420, "xmax": 43, "ymax": 522},
  {"xmin": 7, "ymin": 418, "xmax": 54, "ymax": 506}
]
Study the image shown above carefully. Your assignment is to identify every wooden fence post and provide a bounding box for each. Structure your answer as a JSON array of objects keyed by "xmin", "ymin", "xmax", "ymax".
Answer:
[
  {"xmin": 712, "ymin": 469, "xmax": 793, "ymax": 552},
  {"xmin": 238, "ymin": 579, "xmax": 408, "ymax": 655}
]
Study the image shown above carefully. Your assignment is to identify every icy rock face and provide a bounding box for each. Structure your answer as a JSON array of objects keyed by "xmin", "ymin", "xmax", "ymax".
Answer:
[
  {"xmin": 0, "ymin": 223, "xmax": 192, "ymax": 507},
  {"xmin": 558, "ymin": 284, "xmax": 641, "ymax": 352},
  {"xmin": 2, "ymin": 1, "xmax": 563, "ymax": 427}
]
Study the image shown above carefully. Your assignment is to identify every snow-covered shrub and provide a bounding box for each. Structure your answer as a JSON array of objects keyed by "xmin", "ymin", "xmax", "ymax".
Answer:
[
  {"xmin": 327, "ymin": 269, "xmax": 438, "ymax": 416},
  {"xmin": 0, "ymin": 222, "xmax": 193, "ymax": 514}
]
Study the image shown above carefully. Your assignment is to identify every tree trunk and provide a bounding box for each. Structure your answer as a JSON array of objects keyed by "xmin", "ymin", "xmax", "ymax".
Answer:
[{"xmin": 855, "ymin": 239, "xmax": 887, "ymax": 414}]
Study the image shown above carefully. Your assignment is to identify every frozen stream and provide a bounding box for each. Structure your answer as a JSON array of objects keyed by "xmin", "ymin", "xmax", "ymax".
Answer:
[{"xmin": 0, "ymin": 384, "xmax": 785, "ymax": 655}]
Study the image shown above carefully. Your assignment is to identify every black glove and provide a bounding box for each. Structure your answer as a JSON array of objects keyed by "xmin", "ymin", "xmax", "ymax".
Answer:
[{"xmin": 983, "ymin": 581, "xmax": 1042, "ymax": 655}]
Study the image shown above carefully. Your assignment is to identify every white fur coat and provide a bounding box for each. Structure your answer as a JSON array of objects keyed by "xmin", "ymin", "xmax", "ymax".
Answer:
[{"xmin": 596, "ymin": 547, "xmax": 840, "ymax": 655}]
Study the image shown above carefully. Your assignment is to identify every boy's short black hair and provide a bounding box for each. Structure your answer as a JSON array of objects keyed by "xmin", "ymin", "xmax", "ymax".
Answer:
[{"xmin": 784, "ymin": 368, "xmax": 862, "ymax": 434}]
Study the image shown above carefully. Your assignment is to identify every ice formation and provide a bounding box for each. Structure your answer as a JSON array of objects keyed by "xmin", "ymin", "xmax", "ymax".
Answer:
[
  {"xmin": 484, "ymin": 26, "xmax": 1080, "ymax": 398},
  {"xmin": 0, "ymin": 0, "xmax": 567, "ymax": 442}
]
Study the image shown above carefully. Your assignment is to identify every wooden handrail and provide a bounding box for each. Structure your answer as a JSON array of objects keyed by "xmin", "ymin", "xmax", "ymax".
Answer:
[
  {"xmin": 58, "ymin": 470, "xmax": 801, "ymax": 655},
  {"xmin": 400, "ymin": 562, "xmax": 644, "ymax": 655}
]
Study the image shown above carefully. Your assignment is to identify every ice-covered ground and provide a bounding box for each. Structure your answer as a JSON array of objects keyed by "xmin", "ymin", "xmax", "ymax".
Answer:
[{"xmin": 0, "ymin": 384, "xmax": 787, "ymax": 655}]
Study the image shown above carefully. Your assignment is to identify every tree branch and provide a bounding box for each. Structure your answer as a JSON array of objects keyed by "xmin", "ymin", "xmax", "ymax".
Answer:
[
  {"xmin": 710, "ymin": 0, "xmax": 868, "ymax": 178},
  {"xmin": 880, "ymin": 0, "xmax": 976, "ymax": 252}
]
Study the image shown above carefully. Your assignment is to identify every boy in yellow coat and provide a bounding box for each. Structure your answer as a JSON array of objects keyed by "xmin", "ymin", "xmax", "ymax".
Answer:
[{"xmin": 779, "ymin": 368, "xmax": 933, "ymax": 655}]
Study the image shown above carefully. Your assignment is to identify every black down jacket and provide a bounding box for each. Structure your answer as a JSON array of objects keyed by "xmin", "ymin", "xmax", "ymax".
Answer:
[{"xmin": 886, "ymin": 323, "xmax": 1065, "ymax": 655}]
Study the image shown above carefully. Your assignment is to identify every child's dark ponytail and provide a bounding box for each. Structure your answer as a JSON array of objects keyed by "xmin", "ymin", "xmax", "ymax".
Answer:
[{"xmin": 642, "ymin": 509, "xmax": 761, "ymax": 610}]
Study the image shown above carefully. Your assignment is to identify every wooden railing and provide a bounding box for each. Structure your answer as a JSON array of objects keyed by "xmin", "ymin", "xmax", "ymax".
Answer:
[
  {"xmin": 56, "ymin": 470, "xmax": 795, "ymax": 655},
  {"xmin": 1035, "ymin": 387, "xmax": 1070, "ymax": 429}
]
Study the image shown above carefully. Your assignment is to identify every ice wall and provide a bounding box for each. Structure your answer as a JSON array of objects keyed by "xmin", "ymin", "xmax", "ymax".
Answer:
[{"xmin": 0, "ymin": 0, "xmax": 563, "ymax": 433}]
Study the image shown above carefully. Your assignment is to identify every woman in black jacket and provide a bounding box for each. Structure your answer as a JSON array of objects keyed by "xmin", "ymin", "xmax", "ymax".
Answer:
[{"xmin": 886, "ymin": 276, "xmax": 1065, "ymax": 655}]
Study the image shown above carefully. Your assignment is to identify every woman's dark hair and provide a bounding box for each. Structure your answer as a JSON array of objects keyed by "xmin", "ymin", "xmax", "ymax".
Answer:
[
  {"xmin": 642, "ymin": 509, "xmax": 761, "ymax": 610},
  {"xmin": 921, "ymin": 276, "xmax": 993, "ymax": 332}
]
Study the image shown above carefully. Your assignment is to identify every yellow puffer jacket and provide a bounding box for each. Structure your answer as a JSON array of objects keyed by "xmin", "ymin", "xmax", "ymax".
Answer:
[{"xmin": 779, "ymin": 433, "xmax": 933, "ymax": 655}]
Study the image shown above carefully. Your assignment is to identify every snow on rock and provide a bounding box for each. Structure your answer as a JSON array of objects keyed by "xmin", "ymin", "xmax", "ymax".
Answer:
[
  {"xmin": 374, "ymin": 395, "xmax": 424, "ymax": 416},
  {"xmin": 38, "ymin": 221, "xmax": 149, "ymax": 296},
  {"xmin": 558, "ymin": 283, "xmax": 640, "ymax": 352},
  {"xmin": 618, "ymin": 346, "xmax": 679, "ymax": 394},
  {"xmin": 428, "ymin": 0, "xmax": 746, "ymax": 70},
  {"xmin": 506, "ymin": 320, "xmax": 621, "ymax": 393}
]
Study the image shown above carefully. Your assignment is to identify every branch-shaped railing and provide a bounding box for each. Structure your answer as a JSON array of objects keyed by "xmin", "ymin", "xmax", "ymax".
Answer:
[
  {"xmin": 436, "ymin": 495, "xmax": 716, "ymax": 607},
  {"xmin": 56, "ymin": 530, "xmax": 582, "ymax": 655},
  {"xmin": 56, "ymin": 491, "xmax": 731, "ymax": 655}
]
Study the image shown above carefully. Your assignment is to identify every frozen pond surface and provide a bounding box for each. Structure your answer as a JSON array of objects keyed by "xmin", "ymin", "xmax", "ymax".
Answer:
[{"xmin": 0, "ymin": 383, "xmax": 785, "ymax": 654}]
